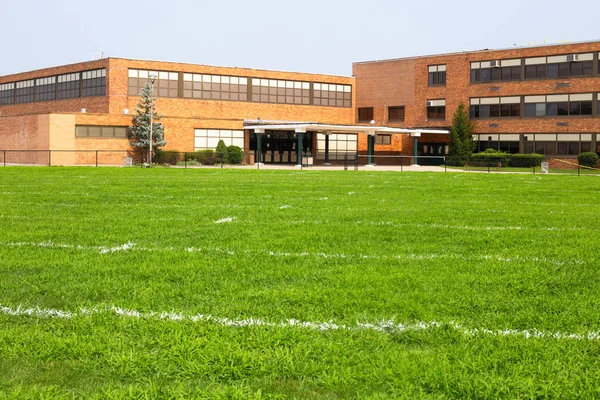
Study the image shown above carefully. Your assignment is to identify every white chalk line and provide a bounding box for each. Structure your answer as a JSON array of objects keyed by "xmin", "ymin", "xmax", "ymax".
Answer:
[
  {"xmin": 0, "ymin": 241, "xmax": 583, "ymax": 267},
  {"xmin": 0, "ymin": 303, "xmax": 597, "ymax": 341}
]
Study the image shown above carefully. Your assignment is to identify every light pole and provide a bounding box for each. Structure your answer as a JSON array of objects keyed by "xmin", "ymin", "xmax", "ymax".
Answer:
[{"xmin": 148, "ymin": 74, "xmax": 157, "ymax": 167}]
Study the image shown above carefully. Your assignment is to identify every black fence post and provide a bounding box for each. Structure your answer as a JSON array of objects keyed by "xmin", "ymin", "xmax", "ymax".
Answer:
[
  {"xmin": 184, "ymin": 152, "xmax": 187, "ymax": 169},
  {"xmin": 48, "ymin": 150, "xmax": 51, "ymax": 166},
  {"xmin": 578, "ymin": 163, "xmax": 581, "ymax": 176},
  {"xmin": 95, "ymin": 151, "xmax": 98, "ymax": 167},
  {"xmin": 3, "ymin": 150, "xmax": 5, "ymax": 167},
  {"xmin": 444, "ymin": 157, "xmax": 447, "ymax": 172},
  {"xmin": 354, "ymin": 152, "xmax": 358, "ymax": 171}
]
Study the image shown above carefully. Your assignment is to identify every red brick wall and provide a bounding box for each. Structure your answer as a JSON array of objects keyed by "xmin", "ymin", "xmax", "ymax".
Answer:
[{"xmin": 353, "ymin": 41, "xmax": 600, "ymax": 152}]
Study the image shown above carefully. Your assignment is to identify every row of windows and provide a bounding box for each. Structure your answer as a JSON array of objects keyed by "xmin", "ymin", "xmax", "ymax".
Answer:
[
  {"xmin": 316, "ymin": 133, "xmax": 358, "ymax": 160},
  {"xmin": 127, "ymin": 69, "xmax": 352, "ymax": 107},
  {"xmin": 474, "ymin": 133, "xmax": 598, "ymax": 155},
  {"xmin": 0, "ymin": 69, "xmax": 106, "ymax": 105},
  {"xmin": 194, "ymin": 129, "xmax": 244, "ymax": 150},
  {"xmin": 75, "ymin": 125, "xmax": 127, "ymax": 138},
  {"xmin": 470, "ymin": 53, "xmax": 599, "ymax": 83}
]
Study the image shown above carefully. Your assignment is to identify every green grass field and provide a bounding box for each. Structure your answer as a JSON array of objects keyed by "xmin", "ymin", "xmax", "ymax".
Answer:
[{"xmin": 1, "ymin": 167, "xmax": 600, "ymax": 399}]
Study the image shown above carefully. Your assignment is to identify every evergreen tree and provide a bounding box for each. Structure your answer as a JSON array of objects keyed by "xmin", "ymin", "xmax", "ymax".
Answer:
[
  {"xmin": 215, "ymin": 140, "xmax": 229, "ymax": 164},
  {"xmin": 129, "ymin": 83, "xmax": 166, "ymax": 163},
  {"xmin": 447, "ymin": 103, "xmax": 475, "ymax": 166}
]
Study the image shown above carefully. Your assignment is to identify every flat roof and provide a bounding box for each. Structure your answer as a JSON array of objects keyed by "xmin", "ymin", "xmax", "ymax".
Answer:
[
  {"xmin": 353, "ymin": 38, "xmax": 600, "ymax": 66},
  {"xmin": 244, "ymin": 121, "xmax": 449, "ymax": 135}
]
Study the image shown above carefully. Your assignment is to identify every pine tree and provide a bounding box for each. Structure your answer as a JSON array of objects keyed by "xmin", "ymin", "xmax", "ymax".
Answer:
[
  {"xmin": 215, "ymin": 140, "xmax": 228, "ymax": 164},
  {"xmin": 129, "ymin": 83, "xmax": 166, "ymax": 163},
  {"xmin": 447, "ymin": 103, "xmax": 475, "ymax": 166}
]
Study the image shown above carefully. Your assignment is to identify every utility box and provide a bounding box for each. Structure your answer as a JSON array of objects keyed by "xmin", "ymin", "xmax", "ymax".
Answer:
[
  {"xmin": 541, "ymin": 162, "xmax": 549, "ymax": 174},
  {"xmin": 124, "ymin": 157, "xmax": 133, "ymax": 167}
]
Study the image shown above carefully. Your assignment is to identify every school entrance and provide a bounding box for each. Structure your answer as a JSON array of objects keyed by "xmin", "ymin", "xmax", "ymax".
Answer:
[{"xmin": 249, "ymin": 130, "xmax": 313, "ymax": 164}]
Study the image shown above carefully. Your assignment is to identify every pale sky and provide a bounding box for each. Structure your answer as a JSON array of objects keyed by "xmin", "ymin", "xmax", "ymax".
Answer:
[{"xmin": 2, "ymin": 0, "xmax": 599, "ymax": 77}]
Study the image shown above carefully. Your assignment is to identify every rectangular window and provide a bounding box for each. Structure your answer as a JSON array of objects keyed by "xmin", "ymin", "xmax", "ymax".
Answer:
[
  {"xmin": 313, "ymin": 83, "xmax": 351, "ymax": 107},
  {"xmin": 388, "ymin": 106, "xmax": 405, "ymax": 122},
  {"xmin": 76, "ymin": 125, "xmax": 127, "ymax": 138},
  {"xmin": 81, "ymin": 69, "xmax": 106, "ymax": 97},
  {"xmin": 35, "ymin": 76, "xmax": 56, "ymax": 102},
  {"xmin": 183, "ymin": 73, "xmax": 248, "ymax": 102},
  {"xmin": 194, "ymin": 129, "xmax": 244, "ymax": 150},
  {"xmin": 57, "ymin": 73, "xmax": 80, "ymax": 99},
  {"xmin": 427, "ymin": 106, "xmax": 445, "ymax": 120},
  {"xmin": 428, "ymin": 65, "xmax": 446, "ymax": 86},
  {"xmin": 375, "ymin": 134, "xmax": 391, "ymax": 145},
  {"xmin": 15, "ymin": 80, "xmax": 35, "ymax": 104},
  {"xmin": 128, "ymin": 69, "xmax": 176, "ymax": 98},
  {"xmin": 316, "ymin": 133, "xmax": 358, "ymax": 161},
  {"xmin": 357, "ymin": 107, "xmax": 374, "ymax": 122},
  {"xmin": 0, "ymin": 83, "xmax": 15, "ymax": 105},
  {"xmin": 471, "ymin": 60, "xmax": 521, "ymax": 83},
  {"xmin": 253, "ymin": 79, "xmax": 311, "ymax": 105}
]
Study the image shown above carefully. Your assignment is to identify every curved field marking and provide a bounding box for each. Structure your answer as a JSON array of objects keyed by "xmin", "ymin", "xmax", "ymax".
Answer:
[
  {"xmin": 0, "ymin": 303, "xmax": 598, "ymax": 341},
  {"xmin": 0, "ymin": 241, "xmax": 583, "ymax": 267}
]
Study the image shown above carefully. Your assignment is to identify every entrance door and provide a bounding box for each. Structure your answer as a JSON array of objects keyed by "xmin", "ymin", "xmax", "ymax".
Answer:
[{"xmin": 250, "ymin": 131, "xmax": 313, "ymax": 163}]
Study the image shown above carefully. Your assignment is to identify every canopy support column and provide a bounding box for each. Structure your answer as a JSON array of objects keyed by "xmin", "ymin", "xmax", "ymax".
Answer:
[
  {"xmin": 411, "ymin": 131, "xmax": 421, "ymax": 167},
  {"xmin": 255, "ymin": 128, "xmax": 264, "ymax": 164},
  {"xmin": 295, "ymin": 127, "xmax": 306, "ymax": 167}
]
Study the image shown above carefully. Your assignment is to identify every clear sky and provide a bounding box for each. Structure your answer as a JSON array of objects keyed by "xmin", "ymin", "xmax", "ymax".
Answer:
[{"xmin": 2, "ymin": 0, "xmax": 599, "ymax": 77}]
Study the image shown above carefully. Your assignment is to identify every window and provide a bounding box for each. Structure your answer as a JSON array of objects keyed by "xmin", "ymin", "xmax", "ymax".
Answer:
[
  {"xmin": 526, "ymin": 54, "xmax": 594, "ymax": 80},
  {"xmin": 375, "ymin": 134, "xmax": 391, "ymax": 145},
  {"xmin": 357, "ymin": 107, "xmax": 374, "ymax": 122},
  {"xmin": 15, "ymin": 80, "xmax": 35, "ymax": 104},
  {"xmin": 194, "ymin": 129, "xmax": 244, "ymax": 150},
  {"xmin": 471, "ymin": 60, "xmax": 521, "ymax": 83},
  {"xmin": 470, "ymin": 97, "xmax": 520, "ymax": 119},
  {"xmin": 0, "ymin": 83, "xmax": 14, "ymax": 105},
  {"xmin": 252, "ymin": 79, "xmax": 310, "ymax": 105},
  {"xmin": 183, "ymin": 73, "xmax": 248, "ymax": 101},
  {"xmin": 128, "ymin": 69, "xmax": 176, "ymax": 98},
  {"xmin": 57, "ymin": 73, "xmax": 80, "ymax": 99},
  {"xmin": 426, "ymin": 100, "xmax": 445, "ymax": 120},
  {"xmin": 313, "ymin": 83, "xmax": 352, "ymax": 107},
  {"xmin": 524, "ymin": 94, "xmax": 593, "ymax": 118},
  {"xmin": 388, "ymin": 106, "xmax": 405, "ymax": 122},
  {"xmin": 76, "ymin": 125, "xmax": 127, "ymax": 138},
  {"xmin": 35, "ymin": 77, "xmax": 56, "ymax": 102},
  {"xmin": 428, "ymin": 65, "xmax": 446, "ymax": 86},
  {"xmin": 316, "ymin": 133, "xmax": 357, "ymax": 161},
  {"xmin": 81, "ymin": 69, "xmax": 106, "ymax": 97}
]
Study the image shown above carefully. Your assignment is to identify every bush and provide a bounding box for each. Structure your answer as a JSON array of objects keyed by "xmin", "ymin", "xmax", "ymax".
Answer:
[
  {"xmin": 195, "ymin": 149, "xmax": 215, "ymax": 165},
  {"xmin": 578, "ymin": 152, "xmax": 599, "ymax": 168},
  {"xmin": 470, "ymin": 150, "xmax": 510, "ymax": 166},
  {"xmin": 509, "ymin": 154, "xmax": 544, "ymax": 168},
  {"xmin": 154, "ymin": 150, "xmax": 182, "ymax": 165},
  {"xmin": 215, "ymin": 140, "xmax": 228, "ymax": 164},
  {"xmin": 227, "ymin": 145, "xmax": 244, "ymax": 164}
]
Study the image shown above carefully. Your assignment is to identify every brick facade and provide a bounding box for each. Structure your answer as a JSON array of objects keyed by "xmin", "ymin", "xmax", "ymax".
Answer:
[{"xmin": 354, "ymin": 40, "xmax": 600, "ymax": 156}]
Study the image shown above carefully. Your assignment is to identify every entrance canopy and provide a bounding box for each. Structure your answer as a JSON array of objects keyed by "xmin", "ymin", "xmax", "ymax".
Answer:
[
  {"xmin": 244, "ymin": 121, "xmax": 449, "ymax": 136},
  {"xmin": 243, "ymin": 120, "xmax": 449, "ymax": 166}
]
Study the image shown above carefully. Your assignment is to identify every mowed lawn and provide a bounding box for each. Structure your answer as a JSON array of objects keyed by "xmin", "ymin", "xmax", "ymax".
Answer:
[{"xmin": 1, "ymin": 167, "xmax": 599, "ymax": 399}]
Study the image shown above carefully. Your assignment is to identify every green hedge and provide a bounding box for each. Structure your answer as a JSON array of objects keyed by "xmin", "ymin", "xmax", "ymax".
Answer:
[
  {"xmin": 154, "ymin": 150, "xmax": 183, "ymax": 165},
  {"xmin": 578, "ymin": 152, "xmax": 599, "ymax": 168},
  {"xmin": 195, "ymin": 150, "xmax": 216, "ymax": 165},
  {"xmin": 469, "ymin": 152, "xmax": 544, "ymax": 168},
  {"xmin": 509, "ymin": 154, "xmax": 544, "ymax": 168}
]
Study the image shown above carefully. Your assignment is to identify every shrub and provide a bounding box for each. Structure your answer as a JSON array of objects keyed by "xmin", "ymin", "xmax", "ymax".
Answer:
[
  {"xmin": 154, "ymin": 150, "xmax": 181, "ymax": 165},
  {"xmin": 578, "ymin": 152, "xmax": 599, "ymax": 168},
  {"xmin": 509, "ymin": 154, "xmax": 544, "ymax": 168},
  {"xmin": 470, "ymin": 151, "xmax": 510, "ymax": 166},
  {"xmin": 215, "ymin": 140, "xmax": 228, "ymax": 164},
  {"xmin": 195, "ymin": 149, "xmax": 215, "ymax": 165},
  {"xmin": 227, "ymin": 145, "xmax": 244, "ymax": 164}
]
